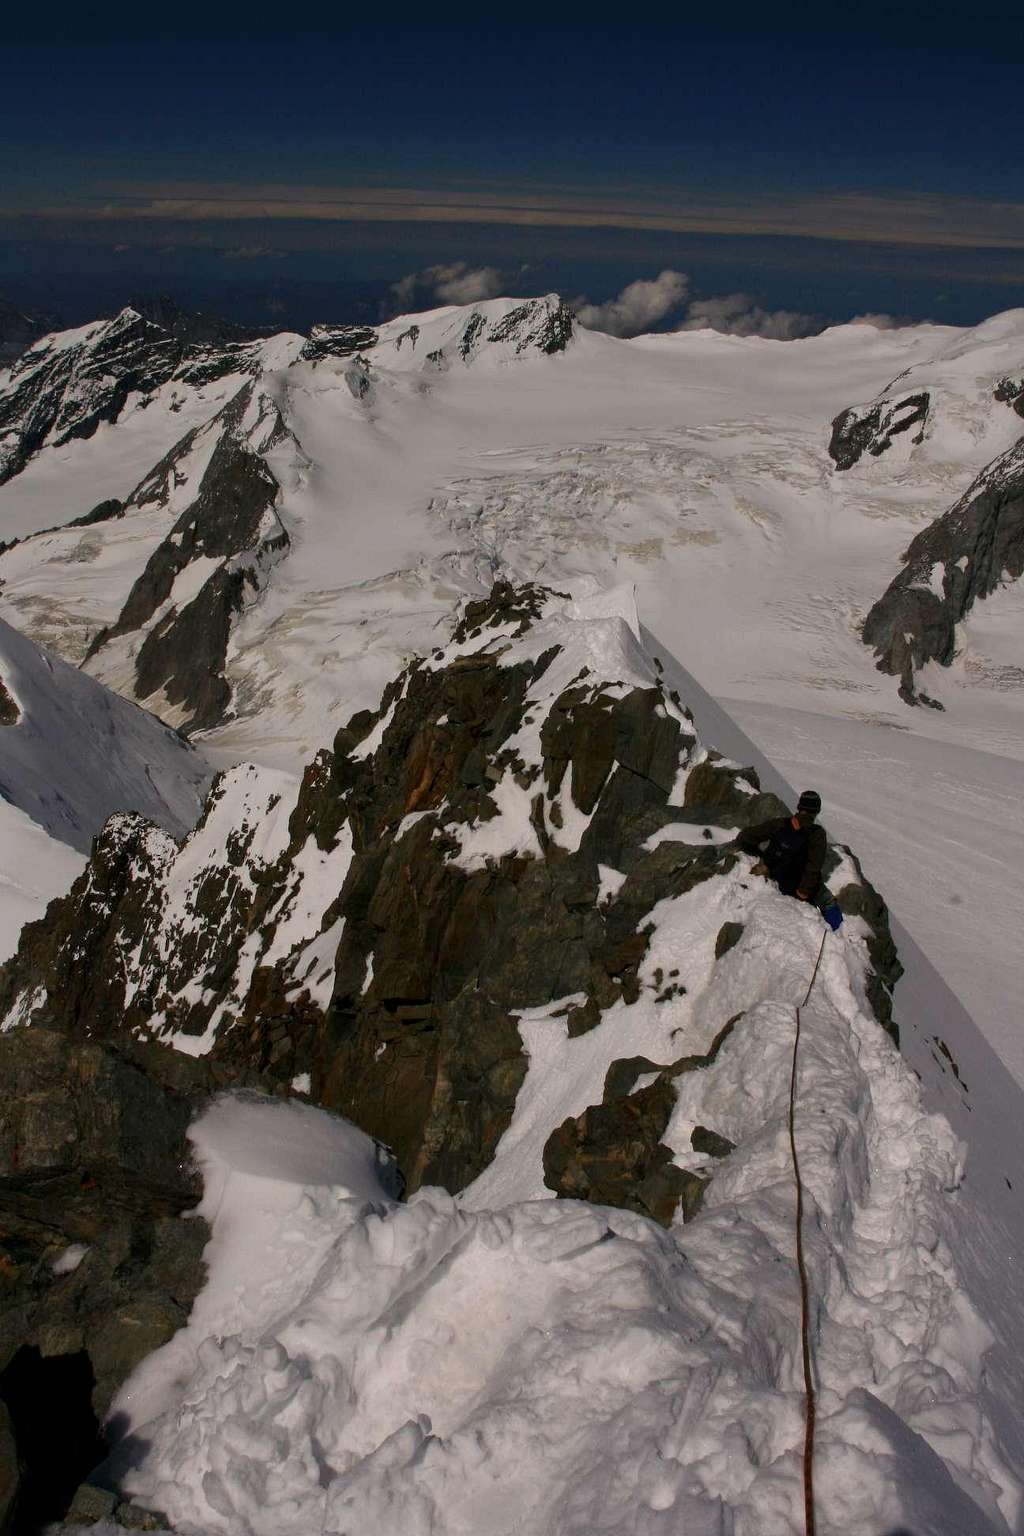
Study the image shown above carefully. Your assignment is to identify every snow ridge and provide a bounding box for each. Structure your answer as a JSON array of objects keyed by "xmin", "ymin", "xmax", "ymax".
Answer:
[
  {"xmin": 114, "ymin": 891, "xmax": 1019, "ymax": 1534},
  {"xmin": 55, "ymin": 584, "xmax": 1016, "ymax": 1536}
]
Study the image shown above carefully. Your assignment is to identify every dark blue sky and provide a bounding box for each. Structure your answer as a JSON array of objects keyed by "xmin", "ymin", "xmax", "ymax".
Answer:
[{"xmin": 4, "ymin": 4, "xmax": 1024, "ymax": 330}]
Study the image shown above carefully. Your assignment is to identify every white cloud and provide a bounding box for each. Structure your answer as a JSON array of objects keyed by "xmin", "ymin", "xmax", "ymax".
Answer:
[
  {"xmin": 389, "ymin": 261, "xmax": 506, "ymax": 311},
  {"xmin": 575, "ymin": 270, "xmax": 690, "ymax": 337},
  {"xmin": 574, "ymin": 276, "xmax": 821, "ymax": 341},
  {"xmin": 678, "ymin": 293, "xmax": 820, "ymax": 340},
  {"xmin": 847, "ymin": 312, "xmax": 906, "ymax": 329},
  {"xmin": 432, "ymin": 263, "xmax": 505, "ymax": 303}
]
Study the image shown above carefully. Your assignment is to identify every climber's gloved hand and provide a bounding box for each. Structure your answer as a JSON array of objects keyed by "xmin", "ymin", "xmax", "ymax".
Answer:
[
  {"xmin": 822, "ymin": 900, "xmax": 844, "ymax": 932},
  {"xmin": 751, "ymin": 861, "xmax": 768, "ymax": 878}
]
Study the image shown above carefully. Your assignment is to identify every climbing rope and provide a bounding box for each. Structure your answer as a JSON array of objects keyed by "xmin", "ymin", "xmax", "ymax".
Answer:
[{"xmin": 788, "ymin": 925, "xmax": 828, "ymax": 1536}]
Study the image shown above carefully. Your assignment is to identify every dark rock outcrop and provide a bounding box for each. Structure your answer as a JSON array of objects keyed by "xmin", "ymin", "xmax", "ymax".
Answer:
[
  {"xmin": 691, "ymin": 1125, "xmax": 735, "ymax": 1158},
  {"xmin": 825, "ymin": 845, "xmax": 903, "ymax": 1037},
  {"xmin": 0, "ymin": 1029, "xmax": 217, "ymax": 1531},
  {"xmin": 829, "ymin": 391, "xmax": 930, "ymax": 470},
  {"xmin": 862, "ymin": 436, "xmax": 1024, "ymax": 701},
  {"xmin": 86, "ymin": 384, "xmax": 289, "ymax": 732},
  {"xmin": 994, "ymin": 377, "xmax": 1024, "ymax": 418},
  {"xmin": 2, "ymin": 582, "xmax": 901, "ymax": 1217},
  {"xmin": 543, "ymin": 1075, "xmax": 707, "ymax": 1227},
  {"xmin": 299, "ymin": 325, "xmax": 378, "ymax": 363},
  {"xmin": 314, "ymin": 643, "xmax": 727, "ymax": 1190},
  {"xmin": 543, "ymin": 1015, "xmax": 742, "ymax": 1226},
  {"xmin": 421, "ymin": 299, "xmax": 575, "ymax": 370},
  {"xmin": 487, "ymin": 299, "xmax": 575, "ymax": 355},
  {"xmin": 0, "ymin": 677, "xmax": 18, "ymax": 724}
]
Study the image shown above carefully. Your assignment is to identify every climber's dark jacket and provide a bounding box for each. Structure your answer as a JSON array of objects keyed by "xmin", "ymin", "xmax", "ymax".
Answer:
[{"xmin": 736, "ymin": 816, "xmax": 827, "ymax": 900}]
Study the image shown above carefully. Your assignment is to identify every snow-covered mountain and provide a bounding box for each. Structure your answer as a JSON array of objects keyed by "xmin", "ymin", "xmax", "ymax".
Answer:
[
  {"xmin": 0, "ymin": 581, "xmax": 897, "ymax": 1078},
  {"xmin": 3, "ymin": 583, "xmax": 1022, "ymax": 1535},
  {"xmin": 828, "ymin": 309, "xmax": 1024, "ymax": 472},
  {"xmin": 4, "ymin": 297, "xmax": 1021, "ymax": 761},
  {"xmin": 3, "ymin": 295, "xmax": 1022, "ymax": 1076},
  {"xmin": 3, "ymin": 295, "xmax": 1024, "ymax": 1536},
  {"xmin": 822, "ymin": 310, "xmax": 1024, "ymax": 703}
]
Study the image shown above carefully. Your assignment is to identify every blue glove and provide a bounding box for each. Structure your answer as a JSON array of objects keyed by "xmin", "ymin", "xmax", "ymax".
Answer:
[{"xmin": 823, "ymin": 901, "xmax": 844, "ymax": 932}]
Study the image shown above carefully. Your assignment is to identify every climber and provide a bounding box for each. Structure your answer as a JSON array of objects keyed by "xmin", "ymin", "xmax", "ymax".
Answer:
[{"xmin": 736, "ymin": 789, "xmax": 829, "ymax": 905}]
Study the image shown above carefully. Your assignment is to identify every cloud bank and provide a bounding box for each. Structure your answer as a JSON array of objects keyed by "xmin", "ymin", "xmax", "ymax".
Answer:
[
  {"xmin": 573, "ymin": 275, "xmax": 819, "ymax": 340},
  {"xmin": 391, "ymin": 261, "xmax": 507, "ymax": 309},
  {"xmin": 574, "ymin": 270, "xmax": 690, "ymax": 337},
  {"xmin": 846, "ymin": 312, "xmax": 908, "ymax": 329},
  {"xmin": 574, "ymin": 275, "xmax": 907, "ymax": 340},
  {"xmin": 221, "ymin": 244, "xmax": 288, "ymax": 260},
  {"xmin": 677, "ymin": 293, "xmax": 821, "ymax": 339}
]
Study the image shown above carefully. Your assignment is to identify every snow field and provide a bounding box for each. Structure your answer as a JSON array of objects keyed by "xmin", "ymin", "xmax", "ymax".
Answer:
[
  {"xmin": 109, "ymin": 875, "xmax": 1020, "ymax": 1534},
  {"xmin": 0, "ymin": 614, "xmax": 209, "ymax": 852},
  {"xmin": 0, "ymin": 363, "xmax": 250, "ymax": 543}
]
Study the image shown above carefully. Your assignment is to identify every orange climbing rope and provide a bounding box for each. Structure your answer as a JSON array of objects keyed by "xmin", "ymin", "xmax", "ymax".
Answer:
[{"xmin": 788, "ymin": 925, "xmax": 828, "ymax": 1536}]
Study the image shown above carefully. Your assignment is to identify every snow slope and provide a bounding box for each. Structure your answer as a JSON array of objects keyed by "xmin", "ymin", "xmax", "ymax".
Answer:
[
  {"xmin": 51, "ymin": 586, "xmax": 1014, "ymax": 1536},
  {"xmin": 0, "ymin": 799, "xmax": 84, "ymax": 961},
  {"xmin": 1, "ymin": 296, "xmax": 1022, "ymax": 1081},
  {"xmin": 0, "ymin": 614, "xmax": 210, "ymax": 852},
  {"xmin": 110, "ymin": 914, "xmax": 1023, "ymax": 1534}
]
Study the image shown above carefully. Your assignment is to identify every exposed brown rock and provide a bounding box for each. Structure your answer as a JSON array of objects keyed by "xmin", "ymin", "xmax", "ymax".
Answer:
[
  {"xmin": 543, "ymin": 1014, "xmax": 744, "ymax": 1226},
  {"xmin": 544, "ymin": 1075, "xmax": 707, "ymax": 1227}
]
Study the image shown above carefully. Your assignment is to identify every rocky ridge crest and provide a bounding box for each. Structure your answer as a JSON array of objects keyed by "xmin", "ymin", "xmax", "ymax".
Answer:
[
  {"xmin": 2, "ymin": 581, "xmax": 900, "ymax": 1199},
  {"xmin": 0, "ymin": 308, "xmax": 266, "ymax": 487},
  {"xmin": 0, "ymin": 580, "xmax": 903, "ymax": 1529}
]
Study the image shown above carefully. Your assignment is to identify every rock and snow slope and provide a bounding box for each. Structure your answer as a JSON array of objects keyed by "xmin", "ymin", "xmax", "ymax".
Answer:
[
  {"xmin": 1, "ymin": 293, "xmax": 1024, "ymax": 1532},
  {"xmin": 0, "ymin": 613, "xmax": 210, "ymax": 960},
  {"xmin": 862, "ymin": 434, "xmax": 1024, "ymax": 702},
  {"xmin": 4, "ymin": 583, "xmax": 1023, "ymax": 1535},
  {"xmin": 0, "ymin": 799, "xmax": 84, "ymax": 962},
  {"xmin": 828, "ymin": 309, "xmax": 1024, "ymax": 474},
  {"xmin": 2, "ymin": 294, "xmax": 1024, "ymax": 1081},
  {"xmin": 0, "ymin": 614, "xmax": 209, "ymax": 853}
]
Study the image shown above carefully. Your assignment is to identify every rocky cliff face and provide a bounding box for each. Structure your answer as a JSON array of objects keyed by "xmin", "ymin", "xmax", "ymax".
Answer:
[
  {"xmin": 299, "ymin": 324, "xmax": 379, "ymax": 363},
  {"xmin": 0, "ymin": 580, "xmax": 904, "ymax": 1528},
  {"xmin": 862, "ymin": 435, "xmax": 1024, "ymax": 701},
  {"xmin": 995, "ymin": 375, "xmax": 1024, "ymax": 418},
  {"xmin": 0, "ymin": 1030, "xmax": 218, "ymax": 1533},
  {"xmin": 0, "ymin": 307, "xmax": 263, "ymax": 486},
  {"xmin": 2, "ymin": 583, "xmax": 900, "ymax": 1201},
  {"xmin": 85, "ymin": 383, "xmax": 292, "ymax": 733}
]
